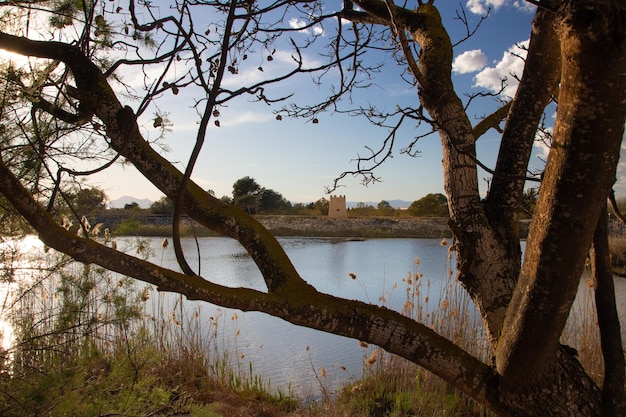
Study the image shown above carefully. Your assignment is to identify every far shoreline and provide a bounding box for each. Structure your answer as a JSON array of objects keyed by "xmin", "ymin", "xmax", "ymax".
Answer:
[{"xmin": 98, "ymin": 214, "xmax": 531, "ymax": 239}]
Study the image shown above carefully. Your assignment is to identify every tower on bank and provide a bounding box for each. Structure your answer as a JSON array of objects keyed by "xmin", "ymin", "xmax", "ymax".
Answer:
[{"xmin": 328, "ymin": 195, "xmax": 347, "ymax": 218}]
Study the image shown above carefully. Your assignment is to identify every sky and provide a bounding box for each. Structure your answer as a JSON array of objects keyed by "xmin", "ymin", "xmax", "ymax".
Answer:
[{"xmin": 10, "ymin": 0, "xmax": 625, "ymax": 206}]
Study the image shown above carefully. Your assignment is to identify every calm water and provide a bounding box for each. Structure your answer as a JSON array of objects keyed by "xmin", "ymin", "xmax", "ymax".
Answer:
[
  {"xmin": 143, "ymin": 236, "xmax": 456, "ymax": 396},
  {"xmin": 4, "ymin": 236, "xmax": 623, "ymax": 398}
]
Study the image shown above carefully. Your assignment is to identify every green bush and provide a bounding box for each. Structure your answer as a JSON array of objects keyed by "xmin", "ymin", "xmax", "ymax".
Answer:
[{"xmin": 114, "ymin": 218, "xmax": 141, "ymax": 235}]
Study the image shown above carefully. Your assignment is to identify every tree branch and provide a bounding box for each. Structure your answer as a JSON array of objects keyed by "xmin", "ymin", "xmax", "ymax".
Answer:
[
  {"xmin": 472, "ymin": 101, "xmax": 511, "ymax": 140},
  {"xmin": 171, "ymin": 0, "xmax": 239, "ymax": 277},
  {"xmin": 495, "ymin": 3, "xmax": 626, "ymax": 385},
  {"xmin": 0, "ymin": 152, "xmax": 502, "ymax": 413},
  {"xmin": 482, "ymin": 8, "xmax": 560, "ymax": 296}
]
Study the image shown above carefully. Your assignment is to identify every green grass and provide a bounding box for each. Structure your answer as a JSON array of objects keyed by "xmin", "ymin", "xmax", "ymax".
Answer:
[{"xmin": 0, "ymin": 236, "xmax": 616, "ymax": 417}]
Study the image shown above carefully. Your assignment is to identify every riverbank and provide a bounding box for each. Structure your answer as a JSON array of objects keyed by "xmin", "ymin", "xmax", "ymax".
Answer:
[
  {"xmin": 101, "ymin": 214, "xmax": 531, "ymax": 239},
  {"xmin": 255, "ymin": 215, "xmax": 454, "ymax": 238}
]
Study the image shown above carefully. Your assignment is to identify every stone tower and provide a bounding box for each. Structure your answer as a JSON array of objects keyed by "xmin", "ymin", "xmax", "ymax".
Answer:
[{"xmin": 328, "ymin": 195, "xmax": 347, "ymax": 218}]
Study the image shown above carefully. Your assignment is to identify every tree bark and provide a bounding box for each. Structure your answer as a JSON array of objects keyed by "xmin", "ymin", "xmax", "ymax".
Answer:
[
  {"xmin": 496, "ymin": 0, "xmax": 626, "ymax": 385},
  {"xmin": 484, "ymin": 9, "xmax": 561, "ymax": 275},
  {"xmin": 591, "ymin": 206, "xmax": 626, "ymax": 417},
  {"xmin": 403, "ymin": 3, "xmax": 517, "ymax": 344}
]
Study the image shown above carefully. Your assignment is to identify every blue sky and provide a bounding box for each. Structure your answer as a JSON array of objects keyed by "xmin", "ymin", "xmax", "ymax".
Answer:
[{"xmin": 82, "ymin": 1, "xmax": 612, "ymax": 205}]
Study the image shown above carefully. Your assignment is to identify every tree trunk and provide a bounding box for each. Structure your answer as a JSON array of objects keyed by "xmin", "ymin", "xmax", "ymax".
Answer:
[
  {"xmin": 592, "ymin": 206, "xmax": 626, "ymax": 417},
  {"xmin": 484, "ymin": 9, "xmax": 561, "ymax": 271},
  {"xmin": 409, "ymin": 3, "xmax": 517, "ymax": 344},
  {"xmin": 495, "ymin": 1, "xmax": 626, "ymax": 385},
  {"xmin": 407, "ymin": 3, "xmax": 625, "ymax": 415}
]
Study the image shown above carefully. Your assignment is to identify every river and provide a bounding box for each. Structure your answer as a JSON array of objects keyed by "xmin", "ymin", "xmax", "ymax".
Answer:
[
  {"xmin": 142, "ymin": 236, "xmax": 458, "ymax": 397},
  {"xmin": 139, "ymin": 236, "xmax": 626, "ymax": 397},
  {"xmin": 2, "ymin": 236, "xmax": 624, "ymax": 398}
]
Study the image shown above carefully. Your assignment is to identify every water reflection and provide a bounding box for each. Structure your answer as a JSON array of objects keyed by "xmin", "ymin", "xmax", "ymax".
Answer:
[{"xmin": 144, "ymin": 236, "xmax": 456, "ymax": 395}]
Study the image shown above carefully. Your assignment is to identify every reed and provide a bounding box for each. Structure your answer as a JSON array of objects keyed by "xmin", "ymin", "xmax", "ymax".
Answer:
[
  {"xmin": 307, "ymin": 241, "xmax": 612, "ymax": 417},
  {"xmin": 0, "ymin": 235, "xmax": 617, "ymax": 417},
  {"xmin": 309, "ymin": 243, "xmax": 493, "ymax": 417},
  {"xmin": 0, "ymin": 237, "xmax": 295, "ymax": 416}
]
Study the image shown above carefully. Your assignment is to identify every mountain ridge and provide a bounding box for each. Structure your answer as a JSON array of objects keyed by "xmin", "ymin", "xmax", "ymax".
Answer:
[
  {"xmin": 110, "ymin": 196, "xmax": 413, "ymax": 209},
  {"xmin": 109, "ymin": 196, "xmax": 153, "ymax": 209}
]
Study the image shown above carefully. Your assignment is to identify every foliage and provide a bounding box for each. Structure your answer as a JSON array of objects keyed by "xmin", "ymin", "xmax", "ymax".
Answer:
[
  {"xmin": 123, "ymin": 201, "xmax": 140, "ymax": 210},
  {"xmin": 376, "ymin": 200, "xmax": 396, "ymax": 216},
  {"xmin": 232, "ymin": 176, "xmax": 292, "ymax": 214},
  {"xmin": 312, "ymin": 198, "xmax": 330, "ymax": 216},
  {"xmin": 232, "ymin": 177, "xmax": 262, "ymax": 201},
  {"xmin": 289, "ymin": 198, "xmax": 331, "ymax": 215},
  {"xmin": 150, "ymin": 196, "xmax": 174, "ymax": 215},
  {"xmin": 0, "ymin": 234, "xmax": 616, "ymax": 416},
  {"xmin": 349, "ymin": 202, "xmax": 377, "ymax": 217},
  {"xmin": 407, "ymin": 193, "xmax": 449, "ymax": 217},
  {"xmin": 114, "ymin": 218, "xmax": 141, "ymax": 235},
  {"xmin": 0, "ymin": 238, "xmax": 297, "ymax": 416},
  {"xmin": 68, "ymin": 187, "xmax": 108, "ymax": 216},
  {"xmin": 234, "ymin": 193, "xmax": 260, "ymax": 214},
  {"xmin": 259, "ymin": 188, "xmax": 292, "ymax": 214}
]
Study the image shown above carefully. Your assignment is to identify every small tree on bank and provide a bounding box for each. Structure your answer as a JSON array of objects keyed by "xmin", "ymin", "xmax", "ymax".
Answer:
[
  {"xmin": 0, "ymin": 2, "xmax": 624, "ymax": 417},
  {"xmin": 150, "ymin": 197, "xmax": 174, "ymax": 215},
  {"xmin": 408, "ymin": 193, "xmax": 449, "ymax": 217}
]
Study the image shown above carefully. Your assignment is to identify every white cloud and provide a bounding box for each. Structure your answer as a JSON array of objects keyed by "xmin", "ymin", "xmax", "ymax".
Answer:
[
  {"xmin": 385, "ymin": 86, "xmax": 415, "ymax": 97},
  {"xmin": 452, "ymin": 49, "xmax": 488, "ymax": 74},
  {"xmin": 512, "ymin": 1, "xmax": 537, "ymax": 13},
  {"xmin": 466, "ymin": 0, "xmax": 506, "ymax": 15},
  {"xmin": 466, "ymin": 0, "xmax": 534, "ymax": 15},
  {"xmin": 273, "ymin": 49, "xmax": 322, "ymax": 69},
  {"xmin": 474, "ymin": 40, "xmax": 528, "ymax": 98},
  {"xmin": 289, "ymin": 17, "xmax": 324, "ymax": 36},
  {"xmin": 289, "ymin": 17, "xmax": 307, "ymax": 31},
  {"xmin": 221, "ymin": 66, "xmax": 266, "ymax": 89}
]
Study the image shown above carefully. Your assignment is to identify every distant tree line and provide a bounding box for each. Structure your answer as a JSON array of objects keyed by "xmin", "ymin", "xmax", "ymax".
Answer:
[{"xmin": 71, "ymin": 177, "xmax": 561, "ymax": 219}]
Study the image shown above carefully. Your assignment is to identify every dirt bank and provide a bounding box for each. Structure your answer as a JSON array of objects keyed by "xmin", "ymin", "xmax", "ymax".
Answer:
[
  {"xmin": 255, "ymin": 215, "xmax": 452, "ymax": 238},
  {"xmin": 99, "ymin": 213, "xmax": 530, "ymax": 239}
]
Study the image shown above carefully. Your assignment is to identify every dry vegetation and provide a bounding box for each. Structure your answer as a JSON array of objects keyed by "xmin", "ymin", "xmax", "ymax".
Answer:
[
  {"xmin": 609, "ymin": 237, "xmax": 626, "ymax": 269},
  {"xmin": 0, "ymin": 236, "xmax": 617, "ymax": 416}
]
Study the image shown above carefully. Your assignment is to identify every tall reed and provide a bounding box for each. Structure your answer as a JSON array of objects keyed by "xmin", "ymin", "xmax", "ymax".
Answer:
[
  {"xmin": 312, "ymin": 240, "xmax": 617, "ymax": 417},
  {"xmin": 308, "ymin": 242, "xmax": 493, "ymax": 417},
  {"xmin": 0, "ymin": 236, "xmax": 294, "ymax": 416},
  {"xmin": 1, "ymin": 234, "xmax": 616, "ymax": 417}
]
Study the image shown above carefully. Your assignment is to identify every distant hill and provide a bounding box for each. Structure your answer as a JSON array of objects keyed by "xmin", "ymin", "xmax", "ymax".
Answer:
[
  {"xmin": 108, "ymin": 196, "xmax": 412, "ymax": 210},
  {"xmin": 110, "ymin": 196, "xmax": 153, "ymax": 209},
  {"xmin": 347, "ymin": 199, "xmax": 412, "ymax": 209}
]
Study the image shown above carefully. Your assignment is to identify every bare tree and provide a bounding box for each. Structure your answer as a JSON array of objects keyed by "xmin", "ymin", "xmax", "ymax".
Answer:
[{"xmin": 0, "ymin": 1, "xmax": 624, "ymax": 416}]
